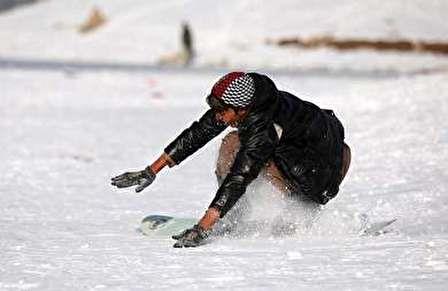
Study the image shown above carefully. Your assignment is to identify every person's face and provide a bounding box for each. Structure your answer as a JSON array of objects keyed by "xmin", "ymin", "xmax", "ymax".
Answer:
[{"xmin": 215, "ymin": 107, "xmax": 247, "ymax": 127}]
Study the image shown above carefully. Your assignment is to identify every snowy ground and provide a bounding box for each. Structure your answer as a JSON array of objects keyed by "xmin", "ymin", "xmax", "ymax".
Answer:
[
  {"xmin": 1, "ymin": 1, "xmax": 448, "ymax": 290},
  {"xmin": 1, "ymin": 67, "xmax": 448, "ymax": 290}
]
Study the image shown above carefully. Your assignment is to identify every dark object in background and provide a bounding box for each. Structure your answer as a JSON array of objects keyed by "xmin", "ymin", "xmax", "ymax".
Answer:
[
  {"xmin": 0, "ymin": 0, "xmax": 39, "ymax": 13},
  {"xmin": 181, "ymin": 21, "xmax": 195, "ymax": 65}
]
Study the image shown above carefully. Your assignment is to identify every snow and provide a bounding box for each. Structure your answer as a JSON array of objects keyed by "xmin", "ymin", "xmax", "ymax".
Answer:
[
  {"xmin": 1, "ymin": 1, "xmax": 448, "ymax": 290},
  {"xmin": 1, "ymin": 0, "xmax": 448, "ymax": 71}
]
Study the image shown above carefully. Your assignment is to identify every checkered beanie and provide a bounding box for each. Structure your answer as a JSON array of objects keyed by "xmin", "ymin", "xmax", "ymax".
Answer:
[{"xmin": 210, "ymin": 72, "xmax": 255, "ymax": 108}]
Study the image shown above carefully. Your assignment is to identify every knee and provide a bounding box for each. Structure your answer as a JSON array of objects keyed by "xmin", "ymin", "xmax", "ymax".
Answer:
[
  {"xmin": 341, "ymin": 143, "xmax": 351, "ymax": 180},
  {"xmin": 264, "ymin": 161, "xmax": 290, "ymax": 194},
  {"xmin": 219, "ymin": 131, "xmax": 240, "ymax": 158},
  {"xmin": 216, "ymin": 131, "xmax": 240, "ymax": 178},
  {"xmin": 221, "ymin": 131, "xmax": 239, "ymax": 149}
]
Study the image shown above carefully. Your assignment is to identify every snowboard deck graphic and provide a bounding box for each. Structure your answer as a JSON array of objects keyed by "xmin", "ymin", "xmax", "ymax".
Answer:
[{"xmin": 139, "ymin": 215, "xmax": 196, "ymax": 236}]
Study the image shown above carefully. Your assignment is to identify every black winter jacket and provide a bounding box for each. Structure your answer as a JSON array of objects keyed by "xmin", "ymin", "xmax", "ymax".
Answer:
[{"xmin": 164, "ymin": 73, "xmax": 345, "ymax": 217}]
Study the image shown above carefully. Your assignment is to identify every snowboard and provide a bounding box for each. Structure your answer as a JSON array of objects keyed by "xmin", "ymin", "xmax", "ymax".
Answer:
[
  {"xmin": 139, "ymin": 214, "xmax": 307, "ymax": 238},
  {"xmin": 139, "ymin": 215, "xmax": 197, "ymax": 236},
  {"xmin": 139, "ymin": 214, "xmax": 398, "ymax": 237}
]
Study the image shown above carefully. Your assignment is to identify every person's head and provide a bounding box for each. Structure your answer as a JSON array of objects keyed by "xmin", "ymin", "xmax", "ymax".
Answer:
[{"xmin": 206, "ymin": 72, "xmax": 255, "ymax": 127}]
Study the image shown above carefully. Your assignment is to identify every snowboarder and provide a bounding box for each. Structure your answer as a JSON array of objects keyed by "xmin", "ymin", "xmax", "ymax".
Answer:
[
  {"xmin": 181, "ymin": 21, "xmax": 194, "ymax": 65},
  {"xmin": 111, "ymin": 72, "xmax": 351, "ymax": 248}
]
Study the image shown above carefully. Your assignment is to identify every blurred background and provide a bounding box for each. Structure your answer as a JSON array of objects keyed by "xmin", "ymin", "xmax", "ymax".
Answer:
[{"xmin": 1, "ymin": 0, "xmax": 448, "ymax": 71}]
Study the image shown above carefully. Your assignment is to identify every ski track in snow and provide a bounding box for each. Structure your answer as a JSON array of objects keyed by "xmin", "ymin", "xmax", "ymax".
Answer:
[{"xmin": 1, "ymin": 68, "xmax": 448, "ymax": 290}]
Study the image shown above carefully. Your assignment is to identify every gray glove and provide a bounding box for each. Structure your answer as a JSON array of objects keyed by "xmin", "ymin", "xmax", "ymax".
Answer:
[
  {"xmin": 172, "ymin": 225, "xmax": 209, "ymax": 248},
  {"xmin": 111, "ymin": 166, "xmax": 156, "ymax": 193}
]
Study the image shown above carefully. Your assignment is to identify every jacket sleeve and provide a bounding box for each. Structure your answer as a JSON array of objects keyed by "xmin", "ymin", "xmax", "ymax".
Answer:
[
  {"xmin": 209, "ymin": 115, "xmax": 280, "ymax": 217},
  {"xmin": 164, "ymin": 109, "xmax": 227, "ymax": 165}
]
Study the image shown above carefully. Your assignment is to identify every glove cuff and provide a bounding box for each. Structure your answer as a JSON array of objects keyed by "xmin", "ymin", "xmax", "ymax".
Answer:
[
  {"xmin": 144, "ymin": 166, "xmax": 156, "ymax": 179},
  {"xmin": 193, "ymin": 224, "xmax": 210, "ymax": 239}
]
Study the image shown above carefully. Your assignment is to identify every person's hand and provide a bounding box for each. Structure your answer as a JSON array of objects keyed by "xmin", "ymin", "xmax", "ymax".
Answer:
[
  {"xmin": 111, "ymin": 166, "xmax": 156, "ymax": 193},
  {"xmin": 172, "ymin": 225, "xmax": 209, "ymax": 248}
]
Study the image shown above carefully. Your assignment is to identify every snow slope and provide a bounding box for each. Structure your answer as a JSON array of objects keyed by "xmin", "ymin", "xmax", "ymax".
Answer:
[
  {"xmin": 1, "ymin": 68, "xmax": 448, "ymax": 290},
  {"xmin": 1, "ymin": 1, "xmax": 448, "ymax": 290},
  {"xmin": 0, "ymin": 0, "xmax": 448, "ymax": 71}
]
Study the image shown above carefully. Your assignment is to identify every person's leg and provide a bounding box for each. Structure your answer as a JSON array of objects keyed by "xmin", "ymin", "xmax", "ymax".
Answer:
[
  {"xmin": 216, "ymin": 131, "xmax": 291, "ymax": 194},
  {"xmin": 215, "ymin": 131, "xmax": 240, "ymax": 186},
  {"xmin": 216, "ymin": 133, "xmax": 322, "ymax": 234},
  {"xmin": 340, "ymin": 143, "xmax": 351, "ymax": 182},
  {"xmin": 265, "ymin": 159, "xmax": 321, "ymax": 232},
  {"xmin": 263, "ymin": 161, "xmax": 292, "ymax": 194},
  {"xmin": 319, "ymin": 142, "xmax": 351, "ymax": 202}
]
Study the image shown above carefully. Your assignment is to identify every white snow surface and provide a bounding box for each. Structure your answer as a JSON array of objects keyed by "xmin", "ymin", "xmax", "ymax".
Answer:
[{"xmin": 1, "ymin": 1, "xmax": 448, "ymax": 290}]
